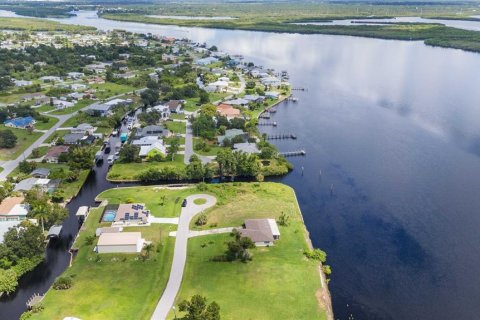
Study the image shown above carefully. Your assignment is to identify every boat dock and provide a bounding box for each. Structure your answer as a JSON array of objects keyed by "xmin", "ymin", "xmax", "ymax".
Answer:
[
  {"xmin": 279, "ymin": 150, "xmax": 306, "ymax": 157},
  {"xmin": 258, "ymin": 121, "xmax": 277, "ymax": 126},
  {"xmin": 266, "ymin": 133, "xmax": 297, "ymax": 140},
  {"xmin": 26, "ymin": 293, "xmax": 44, "ymax": 309}
]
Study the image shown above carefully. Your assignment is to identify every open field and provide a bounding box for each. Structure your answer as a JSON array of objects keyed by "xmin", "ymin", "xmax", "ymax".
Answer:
[
  {"xmin": 164, "ymin": 121, "xmax": 186, "ymax": 134},
  {"xmin": 90, "ymin": 83, "xmax": 138, "ymax": 100},
  {"xmin": 32, "ymin": 207, "xmax": 176, "ymax": 320},
  {"xmin": 50, "ymin": 99, "xmax": 94, "ymax": 115},
  {"xmin": 33, "ymin": 116, "xmax": 59, "ymax": 130},
  {"xmin": 0, "ymin": 125, "xmax": 42, "ymax": 161}
]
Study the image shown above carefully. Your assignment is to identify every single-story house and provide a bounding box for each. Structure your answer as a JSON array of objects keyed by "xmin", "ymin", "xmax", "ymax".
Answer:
[
  {"xmin": 148, "ymin": 104, "xmax": 170, "ymax": 118},
  {"xmin": 31, "ymin": 168, "xmax": 50, "ymax": 178},
  {"xmin": 265, "ymin": 91, "xmax": 280, "ymax": 99},
  {"xmin": 96, "ymin": 232, "xmax": 145, "ymax": 254},
  {"xmin": 239, "ymin": 219, "xmax": 280, "ymax": 247},
  {"xmin": 162, "ymin": 54, "xmax": 177, "ymax": 63},
  {"xmin": 14, "ymin": 178, "xmax": 50, "ymax": 193},
  {"xmin": 166, "ymin": 100, "xmax": 184, "ymax": 113},
  {"xmin": 39, "ymin": 76, "xmax": 62, "ymax": 83},
  {"xmin": 216, "ymin": 104, "xmax": 241, "ymax": 119},
  {"xmin": 85, "ymin": 103, "xmax": 114, "ymax": 117},
  {"xmin": 95, "ymin": 226, "xmax": 122, "ymax": 237},
  {"xmin": 13, "ymin": 80, "xmax": 33, "ymax": 87},
  {"xmin": 114, "ymin": 203, "xmax": 150, "ymax": 225},
  {"xmin": 21, "ymin": 93, "xmax": 47, "ymax": 103},
  {"xmin": 63, "ymin": 133, "xmax": 85, "ymax": 145},
  {"xmin": 132, "ymin": 136, "xmax": 161, "ymax": 147},
  {"xmin": 71, "ymin": 123, "xmax": 95, "ymax": 135},
  {"xmin": 4, "ymin": 116, "xmax": 36, "ymax": 129},
  {"xmin": 135, "ymin": 125, "xmax": 169, "ymax": 138},
  {"xmin": 243, "ymin": 94, "xmax": 265, "ymax": 103},
  {"xmin": 70, "ymin": 83, "xmax": 87, "ymax": 91},
  {"xmin": 261, "ymin": 76, "xmax": 282, "ymax": 87},
  {"xmin": 52, "ymin": 99, "xmax": 75, "ymax": 109},
  {"xmin": 44, "ymin": 145, "xmax": 69, "ymax": 163},
  {"xmin": 196, "ymin": 57, "xmax": 219, "ymax": 65},
  {"xmin": 139, "ymin": 141, "xmax": 167, "ymax": 158},
  {"xmin": 114, "ymin": 72, "xmax": 136, "ymax": 79},
  {"xmin": 217, "ymin": 128, "xmax": 248, "ymax": 145},
  {"xmin": 67, "ymin": 72, "xmax": 84, "ymax": 79},
  {"xmin": 206, "ymin": 80, "xmax": 228, "ymax": 92},
  {"xmin": 0, "ymin": 197, "xmax": 29, "ymax": 222},
  {"xmin": 233, "ymin": 142, "xmax": 260, "ymax": 154},
  {"xmin": 224, "ymin": 98, "xmax": 249, "ymax": 106}
]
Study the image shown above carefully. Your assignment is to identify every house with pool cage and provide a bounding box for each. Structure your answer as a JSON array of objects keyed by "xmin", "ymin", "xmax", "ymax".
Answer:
[{"xmin": 101, "ymin": 203, "xmax": 150, "ymax": 226}]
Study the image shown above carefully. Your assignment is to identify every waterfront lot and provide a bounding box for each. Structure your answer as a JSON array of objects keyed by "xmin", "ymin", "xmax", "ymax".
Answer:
[{"xmin": 107, "ymin": 154, "xmax": 185, "ymax": 181}]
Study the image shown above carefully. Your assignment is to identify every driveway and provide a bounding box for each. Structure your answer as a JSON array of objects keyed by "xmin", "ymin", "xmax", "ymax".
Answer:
[
  {"xmin": 183, "ymin": 123, "xmax": 215, "ymax": 165},
  {"xmin": 151, "ymin": 194, "xmax": 216, "ymax": 320}
]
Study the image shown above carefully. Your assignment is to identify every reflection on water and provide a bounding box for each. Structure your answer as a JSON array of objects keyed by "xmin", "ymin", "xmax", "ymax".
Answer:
[
  {"xmin": 5, "ymin": 10, "xmax": 480, "ymax": 320},
  {"xmin": 296, "ymin": 16, "xmax": 480, "ymax": 32}
]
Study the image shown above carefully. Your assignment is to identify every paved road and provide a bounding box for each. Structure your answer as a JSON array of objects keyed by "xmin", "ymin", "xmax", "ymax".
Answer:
[{"xmin": 151, "ymin": 194, "xmax": 216, "ymax": 320}]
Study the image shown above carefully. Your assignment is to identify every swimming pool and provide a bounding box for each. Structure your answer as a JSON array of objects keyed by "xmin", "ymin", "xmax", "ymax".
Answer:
[{"xmin": 103, "ymin": 210, "xmax": 116, "ymax": 222}]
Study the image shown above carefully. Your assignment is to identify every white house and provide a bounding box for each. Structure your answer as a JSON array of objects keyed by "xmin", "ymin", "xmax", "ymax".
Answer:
[
  {"xmin": 139, "ymin": 141, "xmax": 167, "ymax": 158},
  {"xmin": 67, "ymin": 72, "xmax": 85, "ymax": 79},
  {"xmin": 96, "ymin": 232, "xmax": 145, "ymax": 254},
  {"xmin": 132, "ymin": 136, "xmax": 161, "ymax": 147},
  {"xmin": 13, "ymin": 80, "xmax": 33, "ymax": 87},
  {"xmin": 53, "ymin": 99, "xmax": 75, "ymax": 109}
]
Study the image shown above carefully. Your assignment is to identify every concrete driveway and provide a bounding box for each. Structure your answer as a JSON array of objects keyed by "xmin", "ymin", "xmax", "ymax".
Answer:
[{"xmin": 151, "ymin": 194, "xmax": 216, "ymax": 320}]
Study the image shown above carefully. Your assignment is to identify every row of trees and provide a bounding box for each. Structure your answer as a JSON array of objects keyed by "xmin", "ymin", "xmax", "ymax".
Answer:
[{"xmin": 0, "ymin": 129, "xmax": 17, "ymax": 148}]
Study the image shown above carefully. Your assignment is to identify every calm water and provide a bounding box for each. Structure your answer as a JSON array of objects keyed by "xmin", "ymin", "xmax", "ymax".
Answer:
[
  {"xmin": 4, "ymin": 10, "xmax": 480, "ymax": 320},
  {"xmin": 297, "ymin": 16, "xmax": 480, "ymax": 31}
]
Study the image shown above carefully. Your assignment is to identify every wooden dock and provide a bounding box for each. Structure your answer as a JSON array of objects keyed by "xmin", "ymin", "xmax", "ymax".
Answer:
[
  {"xmin": 279, "ymin": 150, "xmax": 306, "ymax": 157},
  {"xmin": 266, "ymin": 133, "xmax": 297, "ymax": 140},
  {"xmin": 257, "ymin": 121, "xmax": 277, "ymax": 127},
  {"xmin": 26, "ymin": 293, "xmax": 44, "ymax": 309}
]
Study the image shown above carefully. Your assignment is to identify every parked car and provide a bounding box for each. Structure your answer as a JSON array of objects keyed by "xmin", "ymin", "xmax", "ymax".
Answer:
[
  {"xmin": 107, "ymin": 155, "xmax": 115, "ymax": 165},
  {"xmin": 182, "ymin": 199, "xmax": 187, "ymax": 207}
]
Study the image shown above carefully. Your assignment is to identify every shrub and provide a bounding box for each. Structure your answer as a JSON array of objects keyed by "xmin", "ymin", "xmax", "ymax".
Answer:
[
  {"xmin": 84, "ymin": 234, "xmax": 95, "ymax": 246},
  {"xmin": 53, "ymin": 276, "xmax": 73, "ymax": 290},
  {"xmin": 195, "ymin": 212, "xmax": 208, "ymax": 226},
  {"xmin": 304, "ymin": 249, "xmax": 327, "ymax": 263}
]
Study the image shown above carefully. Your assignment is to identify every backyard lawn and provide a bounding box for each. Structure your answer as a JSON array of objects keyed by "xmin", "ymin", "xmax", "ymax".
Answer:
[
  {"xmin": 0, "ymin": 125, "xmax": 42, "ymax": 160},
  {"xmin": 32, "ymin": 207, "xmax": 176, "ymax": 320},
  {"xmin": 193, "ymin": 137, "xmax": 223, "ymax": 156},
  {"xmin": 107, "ymin": 154, "xmax": 185, "ymax": 181}
]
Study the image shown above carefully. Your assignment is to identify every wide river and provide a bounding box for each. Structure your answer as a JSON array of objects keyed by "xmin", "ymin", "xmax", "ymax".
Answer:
[{"xmin": 4, "ymin": 10, "xmax": 480, "ymax": 320}]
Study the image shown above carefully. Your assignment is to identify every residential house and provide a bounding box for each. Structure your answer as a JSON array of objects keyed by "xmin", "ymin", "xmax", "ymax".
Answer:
[
  {"xmin": 86, "ymin": 103, "xmax": 114, "ymax": 117},
  {"xmin": 196, "ymin": 57, "xmax": 219, "ymax": 66},
  {"xmin": 132, "ymin": 136, "xmax": 161, "ymax": 147},
  {"xmin": 52, "ymin": 99, "xmax": 75, "ymax": 109},
  {"xmin": 135, "ymin": 125, "xmax": 169, "ymax": 138},
  {"xmin": 114, "ymin": 203, "xmax": 150, "ymax": 225},
  {"xmin": 148, "ymin": 104, "xmax": 170, "ymax": 119},
  {"xmin": 4, "ymin": 116, "xmax": 36, "ymax": 129},
  {"xmin": 233, "ymin": 142, "xmax": 260, "ymax": 154},
  {"xmin": 70, "ymin": 83, "xmax": 87, "ymax": 91},
  {"xmin": 63, "ymin": 133, "xmax": 85, "ymax": 145},
  {"xmin": 71, "ymin": 123, "xmax": 95, "ymax": 135},
  {"xmin": 261, "ymin": 76, "xmax": 282, "ymax": 87},
  {"xmin": 13, "ymin": 80, "xmax": 33, "ymax": 87},
  {"xmin": 239, "ymin": 219, "xmax": 281, "ymax": 247},
  {"xmin": 206, "ymin": 80, "xmax": 228, "ymax": 93},
  {"xmin": 162, "ymin": 54, "xmax": 177, "ymax": 63},
  {"xmin": 44, "ymin": 146, "xmax": 69, "ymax": 163},
  {"xmin": 96, "ymin": 232, "xmax": 145, "ymax": 254},
  {"xmin": 39, "ymin": 76, "xmax": 61, "ymax": 83},
  {"xmin": 14, "ymin": 178, "xmax": 50, "ymax": 192},
  {"xmin": 139, "ymin": 141, "xmax": 167, "ymax": 158},
  {"xmin": 265, "ymin": 91, "xmax": 280, "ymax": 99},
  {"xmin": 114, "ymin": 72, "xmax": 136, "ymax": 79},
  {"xmin": 0, "ymin": 197, "xmax": 29, "ymax": 222},
  {"xmin": 216, "ymin": 104, "xmax": 241, "ymax": 119},
  {"xmin": 166, "ymin": 100, "xmax": 184, "ymax": 113},
  {"xmin": 224, "ymin": 98, "xmax": 249, "ymax": 106},
  {"xmin": 67, "ymin": 72, "xmax": 84, "ymax": 79},
  {"xmin": 21, "ymin": 93, "xmax": 47, "ymax": 103},
  {"xmin": 217, "ymin": 129, "xmax": 248, "ymax": 145},
  {"xmin": 31, "ymin": 168, "xmax": 50, "ymax": 178}
]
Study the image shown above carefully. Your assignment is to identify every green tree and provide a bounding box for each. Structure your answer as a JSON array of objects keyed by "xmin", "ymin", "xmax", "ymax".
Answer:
[
  {"xmin": 186, "ymin": 156, "xmax": 205, "ymax": 180},
  {"xmin": 216, "ymin": 149, "xmax": 236, "ymax": 177},
  {"xmin": 67, "ymin": 147, "xmax": 94, "ymax": 170},
  {"xmin": 0, "ymin": 129, "xmax": 17, "ymax": 148},
  {"xmin": 18, "ymin": 160, "xmax": 37, "ymax": 174},
  {"xmin": 178, "ymin": 295, "xmax": 220, "ymax": 320},
  {"xmin": 2, "ymin": 221, "xmax": 44, "ymax": 262},
  {"xmin": 140, "ymin": 88, "xmax": 159, "ymax": 106},
  {"xmin": 0, "ymin": 269, "xmax": 18, "ymax": 295},
  {"xmin": 167, "ymin": 137, "xmax": 180, "ymax": 161},
  {"xmin": 226, "ymin": 229, "xmax": 255, "ymax": 262},
  {"xmin": 119, "ymin": 144, "xmax": 140, "ymax": 163}
]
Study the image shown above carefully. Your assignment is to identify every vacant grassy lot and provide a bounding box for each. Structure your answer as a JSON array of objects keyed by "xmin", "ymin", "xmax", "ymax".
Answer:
[
  {"xmin": 0, "ymin": 125, "xmax": 42, "ymax": 160},
  {"xmin": 107, "ymin": 154, "xmax": 185, "ymax": 181},
  {"xmin": 164, "ymin": 121, "xmax": 186, "ymax": 134},
  {"xmin": 32, "ymin": 207, "xmax": 176, "ymax": 320},
  {"xmin": 33, "ymin": 116, "xmax": 58, "ymax": 130},
  {"xmin": 172, "ymin": 182, "xmax": 326, "ymax": 319},
  {"xmin": 193, "ymin": 137, "xmax": 223, "ymax": 156}
]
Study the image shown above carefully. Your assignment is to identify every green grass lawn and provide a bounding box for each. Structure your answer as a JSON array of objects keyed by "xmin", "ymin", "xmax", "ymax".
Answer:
[
  {"xmin": 50, "ymin": 99, "xmax": 94, "ymax": 115},
  {"xmin": 169, "ymin": 113, "xmax": 187, "ymax": 120},
  {"xmin": 28, "ymin": 146, "xmax": 49, "ymax": 159},
  {"xmin": 91, "ymin": 83, "xmax": 137, "ymax": 100},
  {"xmin": 183, "ymin": 97, "xmax": 200, "ymax": 112},
  {"xmin": 32, "ymin": 207, "xmax": 176, "ymax": 320},
  {"xmin": 164, "ymin": 136, "xmax": 185, "ymax": 146},
  {"xmin": 0, "ymin": 125, "xmax": 42, "ymax": 160},
  {"xmin": 34, "ymin": 116, "xmax": 58, "ymax": 130},
  {"xmin": 210, "ymin": 92, "xmax": 230, "ymax": 103},
  {"xmin": 193, "ymin": 137, "xmax": 223, "ymax": 156},
  {"xmin": 164, "ymin": 121, "xmax": 186, "ymax": 134},
  {"xmin": 107, "ymin": 154, "xmax": 185, "ymax": 181}
]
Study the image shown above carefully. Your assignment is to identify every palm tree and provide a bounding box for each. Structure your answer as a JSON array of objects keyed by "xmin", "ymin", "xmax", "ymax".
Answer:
[
  {"xmin": 144, "ymin": 243, "xmax": 154, "ymax": 259},
  {"xmin": 30, "ymin": 203, "xmax": 50, "ymax": 233}
]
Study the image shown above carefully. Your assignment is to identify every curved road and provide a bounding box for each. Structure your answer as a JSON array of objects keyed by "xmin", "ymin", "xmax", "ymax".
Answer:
[{"xmin": 151, "ymin": 194, "xmax": 217, "ymax": 320}]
